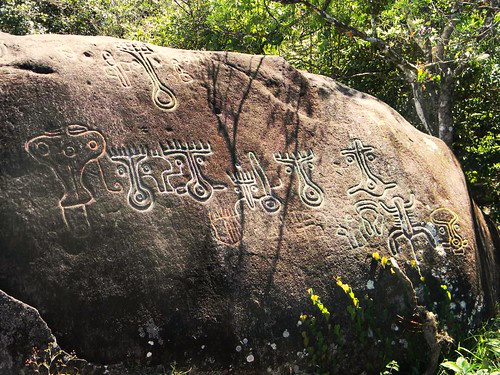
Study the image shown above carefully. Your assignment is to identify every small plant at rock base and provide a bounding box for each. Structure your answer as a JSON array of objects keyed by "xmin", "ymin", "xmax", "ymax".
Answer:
[
  {"xmin": 380, "ymin": 360, "xmax": 399, "ymax": 375},
  {"xmin": 25, "ymin": 341, "xmax": 78, "ymax": 375},
  {"xmin": 438, "ymin": 315, "xmax": 500, "ymax": 375}
]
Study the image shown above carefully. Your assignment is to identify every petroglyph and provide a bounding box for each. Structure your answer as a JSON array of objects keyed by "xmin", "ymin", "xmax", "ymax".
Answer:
[
  {"xmin": 172, "ymin": 59, "xmax": 193, "ymax": 83},
  {"xmin": 25, "ymin": 125, "xmax": 106, "ymax": 234},
  {"xmin": 381, "ymin": 195, "xmax": 436, "ymax": 256},
  {"xmin": 354, "ymin": 199, "xmax": 386, "ymax": 237},
  {"xmin": 274, "ymin": 150, "xmax": 324, "ymax": 207},
  {"xmin": 209, "ymin": 207, "xmax": 242, "ymax": 246},
  {"xmin": 0, "ymin": 41, "xmax": 8, "ymax": 59},
  {"xmin": 102, "ymin": 50, "xmax": 131, "ymax": 87},
  {"xmin": 108, "ymin": 145, "xmax": 155, "ymax": 212},
  {"xmin": 430, "ymin": 207, "xmax": 468, "ymax": 255},
  {"xmin": 228, "ymin": 152, "xmax": 282, "ymax": 214},
  {"xmin": 160, "ymin": 140, "xmax": 226, "ymax": 202},
  {"xmin": 341, "ymin": 139, "xmax": 396, "ymax": 197},
  {"xmin": 336, "ymin": 214, "xmax": 368, "ymax": 250},
  {"xmin": 116, "ymin": 42, "xmax": 177, "ymax": 110}
]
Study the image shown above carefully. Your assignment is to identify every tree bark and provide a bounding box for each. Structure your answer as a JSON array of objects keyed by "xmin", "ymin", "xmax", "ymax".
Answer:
[{"xmin": 438, "ymin": 77, "xmax": 455, "ymax": 146}]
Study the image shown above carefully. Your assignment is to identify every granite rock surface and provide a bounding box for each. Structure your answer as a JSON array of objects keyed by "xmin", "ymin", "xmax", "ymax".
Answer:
[{"xmin": 0, "ymin": 32, "xmax": 497, "ymax": 373}]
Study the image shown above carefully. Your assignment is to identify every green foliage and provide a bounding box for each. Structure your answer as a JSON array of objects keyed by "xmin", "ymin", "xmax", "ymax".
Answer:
[
  {"xmin": 381, "ymin": 360, "xmax": 400, "ymax": 375},
  {"xmin": 25, "ymin": 341, "xmax": 78, "ymax": 375},
  {"xmin": 439, "ymin": 316, "xmax": 500, "ymax": 375}
]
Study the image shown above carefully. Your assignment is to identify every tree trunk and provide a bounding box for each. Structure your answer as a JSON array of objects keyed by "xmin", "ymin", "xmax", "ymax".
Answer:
[{"xmin": 438, "ymin": 77, "xmax": 454, "ymax": 146}]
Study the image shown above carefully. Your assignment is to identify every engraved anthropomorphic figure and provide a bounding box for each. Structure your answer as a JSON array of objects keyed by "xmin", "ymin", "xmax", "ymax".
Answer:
[
  {"xmin": 430, "ymin": 207, "xmax": 468, "ymax": 255},
  {"xmin": 102, "ymin": 50, "xmax": 131, "ymax": 87},
  {"xmin": 108, "ymin": 145, "xmax": 156, "ymax": 212},
  {"xmin": 160, "ymin": 140, "xmax": 225, "ymax": 202},
  {"xmin": 116, "ymin": 42, "xmax": 177, "ymax": 111},
  {"xmin": 228, "ymin": 152, "xmax": 282, "ymax": 214},
  {"xmin": 25, "ymin": 125, "xmax": 106, "ymax": 235},
  {"xmin": 341, "ymin": 139, "xmax": 396, "ymax": 197},
  {"xmin": 381, "ymin": 195, "xmax": 437, "ymax": 256},
  {"xmin": 274, "ymin": 150, "xmax": 324, "ymax": 207}
]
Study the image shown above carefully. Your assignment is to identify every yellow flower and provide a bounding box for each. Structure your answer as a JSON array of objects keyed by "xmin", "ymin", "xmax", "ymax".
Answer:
[
  {"xmin": 372, "ymin": 252, "xmax": 380, "ymax": 261},
  {"xmin": 390, "ymin": 267, "xmax": 396, "ymax": 274},
  {"xmin": 311, "ymin": 294, "xmax": 319, "ymax": 304},
  {"xmin": 420, "ymin": 276, "xmax": 425, "ymax": 282},
  {"xmin": 410, "ymin": 259, "xmax": 417, "ymax": 268},
  {"xmin": 381, "ymin": 256, "xmax": 388, "ymax": 268},
  {"xmin": 300, "ymin": 314, "xmax": 308, "ymax": 321},
  {"xmin": 336, "ymin": 276, "xmax": 343, "ymax": 286},
  {"xmin": 307, "ymin": 288, "xmax": 313, "ymax": 295},
  {"xmin": 342, "ymin": 284, "xmax": 350, "ymax": 294},
  {"xmin": 353, "ymin": 298, "xmax": 359, "ymax": 307}
]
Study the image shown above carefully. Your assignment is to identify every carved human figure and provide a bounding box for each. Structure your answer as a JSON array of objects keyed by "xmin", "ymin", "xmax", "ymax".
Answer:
[
  {"xmin": 228, "ymin": 152, "xmax": 281, "ymax": 214},
  {"xmin": 25, "ymin": 125, "xmax": 106, "ymax": 235},
  {"xmin": 116, "ymin": 42, "xmax": 177, "ymax": 111},
  {"xmin": 380, "ymin": 195, "xmax": 436, "ymax": 256},
  {"xmin": 430, "ymin": 207, "xmax": 468, "ymax": 255},
  {"xmin": 108, "ymin": 145, "xmax": 155, "ymax": 211},
  {"xmin": 26, "ymin": 125, "xmax": 106, "ymax": 207},
  {"xmin": 341, "ymin": 139, "xmax": 396, "ymax": 197},
  {"xmin": 160, "ymin": 140, "xmax": 225, "ymax": 202},
  {"xmin": 274, "ymin": 150, "xmax": 324, "ymax": 207},
  {"xmin": 102, "ymin": 50, "xmax": 131, "ymax": 87}
]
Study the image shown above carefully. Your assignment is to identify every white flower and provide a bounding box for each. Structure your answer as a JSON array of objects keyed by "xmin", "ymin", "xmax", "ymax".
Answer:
[
  {"xmin": 282, "ymin": 329, "xmax": 290, "ymax": 338},
  {"xmin": 146, "ymin": 352, "xmax": 152, "ymax": 358},
  {"xmin": 246, "ymin": 354, "xmax": 255, "ymax": 363},
  {"xmin": 366, "ymin": 280, "xmax": 375, "ymax": 290},
  {"xmin": 235, "ymin": 345, "xmax": 242, "ymax": 352}
]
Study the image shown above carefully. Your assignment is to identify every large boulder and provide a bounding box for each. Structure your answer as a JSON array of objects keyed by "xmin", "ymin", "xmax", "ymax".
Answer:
[{"xmin": 0, "ymin": 32, "xmax": 497, "ymax": 373}]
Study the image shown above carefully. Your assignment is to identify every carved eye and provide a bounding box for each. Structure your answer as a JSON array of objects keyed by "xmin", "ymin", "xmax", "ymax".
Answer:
[
  {"xmin": 439, "ymin": 227, "xmax": 446, "ymax": 235},
  {"xmin": 195, "ymin": 185, "xmax": 206, "ymax": 195},
  {"xmin": 367, "ymin": 181, "xmax": 375, "ymax": 190},
  {"xmin": 117, "ymin": 165, "xmax": 126, "ymax": 175},
  {"xmin": 175, "ymin": 158, "xmax": 183, "ymax": 166},
  {"xmin": 308, "ymin": 162, "xmax": 314, "ymax": 170},
  {"xmin": 196, "ymin": 156, "xmax": 205, "ymax": 164},
  {"xmin": 36, "ymin": 142, "xmax": 50, "ymax": 156},
  {"xmin": 251, "ymin": 185, "xmax": 259, "ymax": 192},
  {"xmin": 366, "ymin": 153, "xmax": 375, "ymax": 161},
  {"xmin": 346, "ymin": 155, "xmax": 354, "ymax": 163},
  {"xmin": 285, "ymin": 166, "xmax": 293, "ymax": 174},
  {"xmin": 88, "ymin": 140, "xmax": 99, "ymax": 150},
  {"xmin": 141, "ymin": 164, "xmax": 151, "ymax": 173},
  {"xmin": 454, "ymin": 225, "xmax": 460, "ymax": 232},
  {"xmin": 234, "ymin": 187, "xmax": 240, "ymax": 194},
  {"xmin": 64, "ymin": 146, "xmax": 76, "ymax": 157},
  {"xmin": 307, "ymin": 190, "xmax": 317, "ymax": 197},
  {"xmin": 135, "ymin": 192, "xmax": 145, "ymax": 202}
]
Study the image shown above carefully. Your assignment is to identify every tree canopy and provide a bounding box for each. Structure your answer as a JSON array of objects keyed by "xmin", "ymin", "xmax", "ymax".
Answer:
[{"xmin": 1, "ymin": 0, "xmax": 498, "ymax": 221}]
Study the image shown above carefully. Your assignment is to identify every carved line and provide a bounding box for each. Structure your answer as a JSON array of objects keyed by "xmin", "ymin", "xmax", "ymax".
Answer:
[
  {"xmin": 430, "ymin": 207, "xmax": 468, "ymax": 255},
  {"xmin": 341, "ymin": 138, "xmax": 396, "ymax": 197},
  {"xmin": 116, "ymin": 42, "xmax": 177, "ymax": 111},
  {"xmin": 103, "ymin": 50, "xmax": 131, "ymax": 87},
  {"xmin": 274, "ymin": 149, "xmax": 324, "ymax": 207}
]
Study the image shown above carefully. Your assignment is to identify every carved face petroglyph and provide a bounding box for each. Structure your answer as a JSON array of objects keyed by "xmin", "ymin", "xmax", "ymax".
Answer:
[
  {"xmin": 430, "ymin": 208, "xmax": 468, "ymax": 255},
  {"xmin": 26, "ymin": 125, "xmax": 106, "ymax": 207}
]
